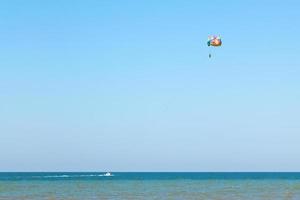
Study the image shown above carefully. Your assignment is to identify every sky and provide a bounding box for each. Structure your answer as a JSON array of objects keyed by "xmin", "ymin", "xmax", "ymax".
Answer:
[{"xmin": 0, "ymin": 0, "xmax": 300, "ymax": 172}]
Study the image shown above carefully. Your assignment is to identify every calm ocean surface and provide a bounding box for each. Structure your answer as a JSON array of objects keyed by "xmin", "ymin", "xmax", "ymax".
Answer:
[{"xmin": 1, "ymin": 172, "xmax": 300, "ymax": 199}]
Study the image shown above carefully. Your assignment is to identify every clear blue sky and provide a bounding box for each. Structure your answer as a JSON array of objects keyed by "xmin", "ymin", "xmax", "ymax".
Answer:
[{"xmin": 1, "ymin": 0, "xmax": 300, "ymax": 172}]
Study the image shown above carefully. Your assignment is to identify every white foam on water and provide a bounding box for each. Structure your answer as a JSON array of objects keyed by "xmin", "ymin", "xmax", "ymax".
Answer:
[{"xmin": 33, "ymin": 174, "xmax": 114, "ymax": 178}]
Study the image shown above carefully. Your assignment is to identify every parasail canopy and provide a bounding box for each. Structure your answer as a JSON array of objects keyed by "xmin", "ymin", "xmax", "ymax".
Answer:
[{"xmin": 207, "ymin": 35, "xmax": 222, "ymax": 47}]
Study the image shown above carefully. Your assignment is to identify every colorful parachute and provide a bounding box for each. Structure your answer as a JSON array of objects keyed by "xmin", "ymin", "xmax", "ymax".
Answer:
[
  {"xmin": 207, "ymin": 35, "xmax": 222, "ymax": 47},
  {"xmin": 207, "ymin": 35, "xmax": 222, "ymax": 58}
]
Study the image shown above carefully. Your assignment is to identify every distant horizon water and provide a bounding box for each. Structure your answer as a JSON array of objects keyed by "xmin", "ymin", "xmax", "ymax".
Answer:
[
  {"xmin": 2, "ymin": 172, "xmax": 300, "ymax": 180},
  {"xmin": 1, "ymin": 172, "xmax": 300, "ymax": 199}
]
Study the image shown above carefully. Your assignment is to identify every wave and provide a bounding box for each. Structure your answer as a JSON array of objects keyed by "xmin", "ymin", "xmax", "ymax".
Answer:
[{"xmin": 33, "ymin": 174, "xmax": 114, "ymax": 178}]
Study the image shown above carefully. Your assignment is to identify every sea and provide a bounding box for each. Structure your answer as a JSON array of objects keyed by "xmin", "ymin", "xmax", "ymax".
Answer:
[{"xmin": 1, "ymin": 172, "xmax": 300, "ymax": 199}]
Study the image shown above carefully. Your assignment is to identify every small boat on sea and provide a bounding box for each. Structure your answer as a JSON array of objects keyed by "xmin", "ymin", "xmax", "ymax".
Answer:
[{"xmin": 103, "ymin": 172, "xmax": 112, "ymax": 176}]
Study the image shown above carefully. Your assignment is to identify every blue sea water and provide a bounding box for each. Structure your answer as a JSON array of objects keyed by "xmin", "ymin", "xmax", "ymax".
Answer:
[{"xmin": 1, "ymin": 172, "xmax": 300, "ymax": 199}]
